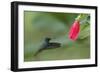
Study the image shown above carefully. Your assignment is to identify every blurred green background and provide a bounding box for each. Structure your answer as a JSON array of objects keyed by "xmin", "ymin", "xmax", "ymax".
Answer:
[{"xmin": 24, "ymin": 11, "xmax": 90, "ymax": 62}]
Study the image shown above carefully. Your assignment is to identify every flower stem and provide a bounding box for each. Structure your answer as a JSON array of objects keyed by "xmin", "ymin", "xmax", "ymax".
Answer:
[{"xmin": 75, "ymin": 14, "xmax": 83, "ymax": 21}]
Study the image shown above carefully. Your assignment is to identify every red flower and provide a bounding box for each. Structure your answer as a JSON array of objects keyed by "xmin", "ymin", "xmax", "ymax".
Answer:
[{"xmin": 68, "ymin": 20, "xmax": 80, "ymax": 41}]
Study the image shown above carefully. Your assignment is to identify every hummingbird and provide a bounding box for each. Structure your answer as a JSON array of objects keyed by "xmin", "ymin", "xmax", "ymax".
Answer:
[{"xmin": 34, "ymin": 37, "xmax": 61, "ymax": 56}]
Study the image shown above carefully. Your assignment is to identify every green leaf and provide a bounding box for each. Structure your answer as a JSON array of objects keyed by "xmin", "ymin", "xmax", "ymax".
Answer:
[
  {"xmin": 79, "ymin": 23, "xmax": 90, "ymax": 39},
  {"xmin": 76, "ymin": 14, "xmax": 90, "ymax": 40}
]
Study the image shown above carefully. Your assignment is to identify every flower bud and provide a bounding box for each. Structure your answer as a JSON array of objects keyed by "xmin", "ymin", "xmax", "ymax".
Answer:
[{"xmin": 68, "ymin": 20, "xmax": 80, "ymax": 41}]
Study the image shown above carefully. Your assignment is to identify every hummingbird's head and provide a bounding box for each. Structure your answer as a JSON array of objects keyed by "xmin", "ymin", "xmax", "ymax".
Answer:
[{"xmin": 45, "ymin": 37, "xmax": 51, "ymax": 42}]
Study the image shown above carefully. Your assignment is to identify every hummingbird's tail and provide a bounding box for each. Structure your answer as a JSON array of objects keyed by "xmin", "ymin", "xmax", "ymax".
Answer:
[{"xmin": 34, "ymin": 48, "xmax": 44, "ymax": 56}]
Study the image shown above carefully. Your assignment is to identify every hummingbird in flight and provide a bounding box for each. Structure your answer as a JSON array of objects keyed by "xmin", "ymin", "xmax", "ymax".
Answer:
[{"xmin": 34, "ymin": 37, "xmax": 61, "ymax": 56}]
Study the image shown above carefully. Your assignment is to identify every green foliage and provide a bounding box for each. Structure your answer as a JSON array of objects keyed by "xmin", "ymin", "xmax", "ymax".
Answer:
[{"xmin": 78, "ymin": 14, "xmax": 90, "ymax": 39}]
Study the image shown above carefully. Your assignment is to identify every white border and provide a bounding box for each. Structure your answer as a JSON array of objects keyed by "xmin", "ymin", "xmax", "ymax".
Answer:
[{"xmin": 18, "ymin": 5, "xmax": 96, "ymax": 68}]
